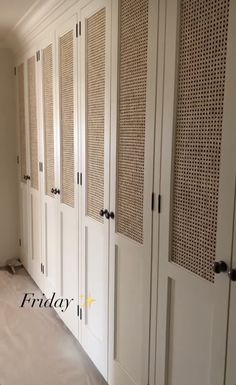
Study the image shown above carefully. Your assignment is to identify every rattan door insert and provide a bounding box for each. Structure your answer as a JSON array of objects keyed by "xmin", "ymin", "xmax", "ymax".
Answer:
[
  {"xmin": 116, "ymin": 0, "xmax": 149, "ymax": 244},
  {"xmin": 42, "ymin": 44, "xmax": 55, "ymax": 198},
  {"xmin": 18, "ymin": 63, "xmax": 27, "ymax": 183},
  {"xmin": 59, "ymin": 30, "xmax": 74, "ymax": 208},
  {"xmin": 86, "ymin": 8, "xmax": 106, "ymax": 223},
  {"xmin": 171, "ymin": 0, "xmax": 230, "ymax": 282},
  {"xmin": 27, "ymin": 56, "xmax": 39, "ymax": 190}
]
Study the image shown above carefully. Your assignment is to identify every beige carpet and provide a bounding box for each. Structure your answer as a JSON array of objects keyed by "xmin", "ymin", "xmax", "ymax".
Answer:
[{"xmin": 0, "ymin": 268, "xmax": 107, "ymax": 385}]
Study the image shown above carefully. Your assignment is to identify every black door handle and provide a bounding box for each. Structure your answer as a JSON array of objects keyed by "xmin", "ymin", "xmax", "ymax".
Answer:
[
  {"xmin": 100, "ymin": 209, "xmax": 108, "ymax": 217},
  {"xmin": 105, "ymin": 211, "xmax": 115, "ymax": 220},
  {"xmin": 228, "ymin": 269, "xmax": 236, "ymax": 281},
  {"xmin": 212, "ymin": 261, "xmax": 228, "ymax": 274},
  {"xmin": 51, "ymin": 188, "xmax": 60, "ymax": 195},
  {"xmin": 24, "ymin": 175, "xmax": 30, "ymax": 180}
]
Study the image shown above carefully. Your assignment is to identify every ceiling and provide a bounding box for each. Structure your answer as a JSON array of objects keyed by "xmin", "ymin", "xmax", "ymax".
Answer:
[{"xmin": 0, "ymin": 0, "xmax": 38, "ymax": 41}]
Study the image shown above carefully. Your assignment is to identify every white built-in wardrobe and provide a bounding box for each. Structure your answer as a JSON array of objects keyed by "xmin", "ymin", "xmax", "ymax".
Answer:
[{"xmin": 15, "ymin": 0, "xmax": 236, "ymax": 384}]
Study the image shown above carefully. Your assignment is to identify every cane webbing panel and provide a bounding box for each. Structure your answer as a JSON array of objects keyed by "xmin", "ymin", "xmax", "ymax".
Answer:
[
  {"xmin": 28, "ymin": 56, "xmax": 38, "ymax": 190},
  {"xmin": 42, "ymin": 44, "xmax": 55, "ymax": 198},
  {"xmin": 171, "ymin": 0, "xmax": 230, "ymax": 282},
  {"xmin": 18, "ymin": 63, "xmax": 27, "ymax": 183},
  {"xmin": 116, "ymin": 0, "xmax": 149, "ymax": 243},
  {"xmin": 59, "ymin": 30, "xmax": 74, "ymax": 208},
  {"xmin": 86, "ymin": 9, "xmax": 105, "ymax": 222}
]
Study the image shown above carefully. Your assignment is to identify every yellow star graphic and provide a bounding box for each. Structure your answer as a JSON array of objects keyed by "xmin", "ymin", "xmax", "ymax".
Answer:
[{"xmin": 87, "ymin": 297, "xmax": 96, "ymax": 308}]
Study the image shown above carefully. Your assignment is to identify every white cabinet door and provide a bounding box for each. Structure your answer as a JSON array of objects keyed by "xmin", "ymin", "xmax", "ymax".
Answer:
[
  {"xmin": 225, "ymin": 5, "xmax": 236, "ymax": 381},
  {"xmin": 56, "ymin": 15, "xmax": 79, "ymax": 339},
  {"xmin": 155, "ymin": 1, "xmax": 236, "ymax": 385},
  {"xmin": 17, "ymin": 61, "xmax": 30, "ymax": 269},
  {"xmin": 26, "ymin": 51, "xmax": 42, "ymax": 285},
  {"xmin": 108, "ymin": 1, "xmax": 158, "ymax": 385},
  {"xmin": 226, "ymin": 193, "xmax": 236, "ymax": 385},
  {"xmin": 39, "ymin": 34, "xmax": 59, "ymax": 297},
  {"xmin": 80, "ymin": 0, "xmax": 111, "ymax": 379}
]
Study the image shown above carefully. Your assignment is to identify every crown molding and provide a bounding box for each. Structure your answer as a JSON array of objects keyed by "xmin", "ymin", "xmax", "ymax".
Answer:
[{"xmin": 4, "ymin": 0, "xmax": 69, "ymax": 55}]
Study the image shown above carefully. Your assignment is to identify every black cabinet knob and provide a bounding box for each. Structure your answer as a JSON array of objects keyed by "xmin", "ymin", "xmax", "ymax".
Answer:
[
  {"xmin": 100, "ymin": 209, "xmax": 108, "ymax": 217},
  {"xmin": 51, "ymin": 188, "xmax": 60, "ymax": 195},
  {"xmin": 212, "ymin": 261, "xmax": 228, "ymax": 274},
  {"xmin": 228, "ymin": 269, "xmax": 236, "ymax": 281},
  {"xmin": 24, "ymin": 175, "xmax": 30, "ymax": 180},
  {"xmin": 105, "ymin": 211, "xmax": 115, "ymax": 220}
]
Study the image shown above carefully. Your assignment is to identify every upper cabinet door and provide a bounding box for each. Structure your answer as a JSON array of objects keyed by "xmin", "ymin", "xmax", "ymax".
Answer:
[
  {"xmin": 109, "ymin": 0, "xmax": 158, "ymax": 384},
  {"xmin": 155, "ymin": 1, "xmax": 236, "ymax": 385}
]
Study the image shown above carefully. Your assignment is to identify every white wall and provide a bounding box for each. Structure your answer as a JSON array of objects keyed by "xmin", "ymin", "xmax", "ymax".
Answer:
[{"xmin": 0, "ymin": 48, "xmax": 18, "ymax": 266}]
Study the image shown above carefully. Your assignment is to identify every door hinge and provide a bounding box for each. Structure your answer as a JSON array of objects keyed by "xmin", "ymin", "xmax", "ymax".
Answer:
[
  {"xmin": 151, "ymin": 193, "xmax": 155, "ymax": 211},
  {"xmin": 17, "ymin": 155, "xmax": 19, "ymax": 164},
  {"xmin": 14, "ymin": 66, "xmax": 16, "ymax": 76},
  {"xmin": 80, "ymin": 307, "xmax": 82, "ymax": 320},
  {"xmin": 36, "ymin": 50, "xmax": 40, "ymax": 62},
  {"xmin": 39, "ymin": 162, "xmax": 43, "ymax": 172},
  {"xmin": 77, "ymin": 305, "xmax": 80, "ymax": 317},
  {"xmin": 41, "ymin": 263, "xmax": 45, "ymax": 274},
  {"xmin": 76, "ymin": 22, "xmax": 81, "ymax": 38},
  {"xmin": 77, "ymin": 172, "xmax": 82, "ymax": 186},
  {"xmin": 19, "ymin": 239, "xmax": 21, "ymax": 247},
  {"xmin": 158, "ymin": 194, "xmax": 161, "ymax": 214}
]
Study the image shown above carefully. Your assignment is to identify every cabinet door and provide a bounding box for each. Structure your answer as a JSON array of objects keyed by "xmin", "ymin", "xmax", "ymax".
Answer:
[
  {"xmin": 225, "ymin": 6, "xmax": 236, "ymax": 380},
  {"xmin": 40, "ymin": 35, "xmax": 59, "ymax": 296},
  {"xmin": 109, "ymin": 0, "xmax": 158, "ymax": 384},
  {"xmin": 26, "ymin": 52, "xmax": 41, "ymax": 284},
  {"xmin": 155, "ymin": 1, "xmax": 236, "ymax": 385},
  {"xmin": 56, "ymin": 15, "xmax": 79, "ymax": 338},
  {"xmin": 17, "ymin": 61, "xmax": 29, "ymax": 268},
  {"xmin": 80, "ymin": 0, "xmax": 111, "ymax": 378}
]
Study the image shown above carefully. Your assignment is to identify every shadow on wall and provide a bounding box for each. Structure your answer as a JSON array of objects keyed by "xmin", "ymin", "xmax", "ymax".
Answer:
[{"xmin": 0, "ymin": 47, "xmax": 19, "ymax": 266}]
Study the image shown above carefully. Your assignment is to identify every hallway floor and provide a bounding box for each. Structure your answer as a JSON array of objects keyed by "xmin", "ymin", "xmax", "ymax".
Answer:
[{"xmin": 0, "ymin": 268, "xmax": 107, "ymax": 385}]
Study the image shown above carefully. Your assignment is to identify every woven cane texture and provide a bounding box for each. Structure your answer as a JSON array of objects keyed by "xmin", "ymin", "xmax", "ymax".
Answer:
[
  {"xmin": 18, "ymin": 63, "xmax": 27, "ymax": 183},
  {"xmin": 42, "ymin": 44, "xmax": 55, "ymax": 198},
  {"xmin": 86, "ymin": 9, "xmax": 106, "ymax": 222},
  {"xmin": 171, "ymin": 0, "xmax": 230, "ymax": 282},
  {"xmin": 59, "ymin": 30, "xmax": 74, "ymax": 207},
  {"xmin": 28, "ymin": 56, "xmax": 38, "ymax": 190},
  {"xmin": 116, "ymin": 0, "xmax": 149, "ymax": 243}
]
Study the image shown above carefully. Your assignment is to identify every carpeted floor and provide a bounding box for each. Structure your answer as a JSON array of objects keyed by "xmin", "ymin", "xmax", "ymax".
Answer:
[{"xmin": 0, "ymin": 268, "xmax": 107, "ymax": 385}]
